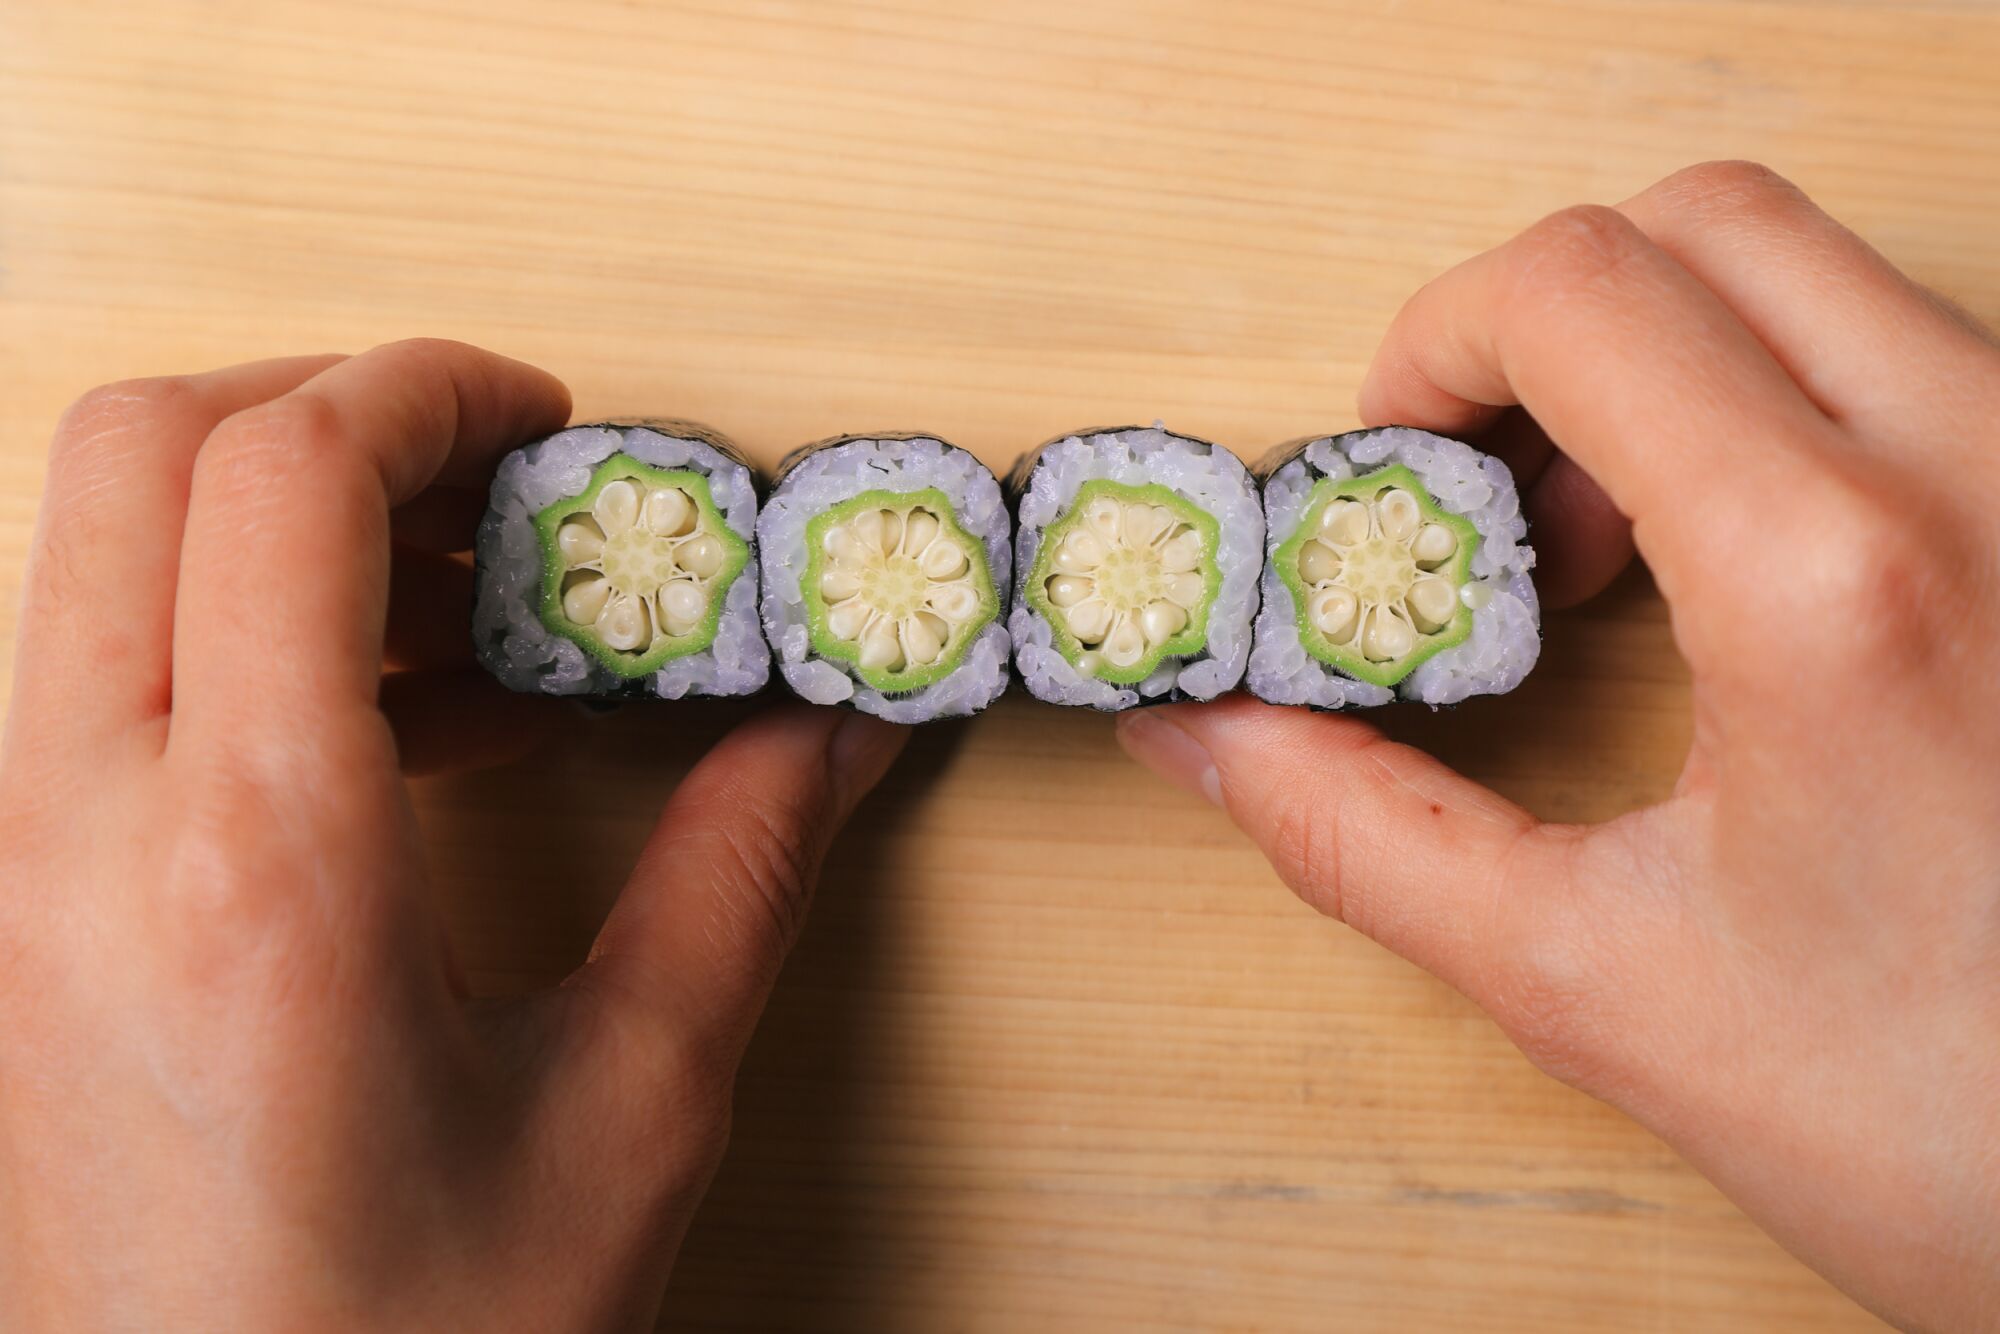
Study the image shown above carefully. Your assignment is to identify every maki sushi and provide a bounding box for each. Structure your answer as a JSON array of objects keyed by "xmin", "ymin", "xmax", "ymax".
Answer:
[
  {"xmin": 757, "ymin": 434, "xmax": 1011, "ymax": 722},
  {"xmin": 473, "ymin": 421, "xmax": 769, "ymax": 698},
  {"xmin": 1247, "ymin": 427, "xmax": 1539, "ymax": 708},
  {"xmin": 1009, "ymin": 426, "xmax": 1262, "ymax": 710}
]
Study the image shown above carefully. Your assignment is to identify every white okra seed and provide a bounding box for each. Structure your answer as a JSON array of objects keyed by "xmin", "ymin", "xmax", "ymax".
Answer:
[
  {"xmin": 562, "ymin": 574, "xmax": 611, "ymax": 624},
  {"xmin": 858, "ymin": 621, "xmax": 904, "ymax": 672},
  {"xmin": 557, "ymin": 518, "xmax": 604, "ymax": 565},
  {"xmin": 1046, "ymin": 574, "xmax": 1091, "ymax": 607},
  {"xmin": 926, "ymin": 582, "xmax": 978, "ymax": 621},
  {"xmin": 1104, "ymin": 617, "xmax": 1146, "ymax": 667},
  {"xmin": 902, "ymin": 510, "xmax": 940, "ymax": 555},
  {"xmin": 1310, "ymin": 587, "xmax": 1358, "ymax": 641},
  {"xmin": 827, "ymin": 599, "xmax": 872, "ymax": 640},
  {"xmin": 1159, "ymin": 531, "xmax": 1202, "ymax": 573},
  {"xmin": 1376, "ymin": 489, "xmax": 1420, "ymax": 542},
  {"xmin": 659, "ymin": 580, "xmax": 705, "ymax": 633},
  {"xmin": 824, "ymin": 525, "xmax": 867, "ymax": 566},
  {"xmin": 1140, "ymin": 599, "xmax": 1187, "ymax": 644},
  {"xmin": 1321, "ymin": 499, "xmax": 1369, "ymax": 546},
  {"xmin": 597, "ymin": 592, "xmax": 650, "ymax": 650},
  {"xmin": 593, "ymin": 479, "xmax": 641, "ymax": 536},
  {"xmin": 1411, "ymin": 523, "xmax": 1456, "ymax": 566},
  {"xmin": 922, "ymin": 541, "xmax": 968, "ymax": 580},
  {"xmin": 901, "ymin": 612, "xmax": 946, "ymax": 665},
  {"xmin": 1164, "ymin": 572, "xmax": 1204, "ymax": 608},
  {"xmin": 644, "ymin": 487, "xmax": 692, "ymax": 537},
  {"xmin": 1124, "ymin": 504, "xmax": 1168, "ymax": 548},
  {"xmin": 1298, "ymin": 539, "xmax": 1340, "ymax": 584},
  {"xmin": 1084, "ymin": 497, "xmax": 1123, "ymax": 541},
  {"xmin": 1362, "ymin": 605, "xmax": 1415, "ymax": 661},
  {"xmin": 679, "ymin": 534, "xmax": 725, "ymax": 579},
  {"xmin": 1406, "ymin": 576, "xmax": 1456, "ymax": 632},
  {"xmin": 1057, "ymin": 530, "xmax": 1107, "ymax": 572},
  {"xmin": 1065, "ymin": 597, "xmax": 1113, "ymax": 643}
]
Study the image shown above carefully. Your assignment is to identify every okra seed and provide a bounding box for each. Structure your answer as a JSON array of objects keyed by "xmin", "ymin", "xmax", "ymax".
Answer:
[{"xmin": 1411, "ymin": 522, "xmax": 1457, "ymax": 566}]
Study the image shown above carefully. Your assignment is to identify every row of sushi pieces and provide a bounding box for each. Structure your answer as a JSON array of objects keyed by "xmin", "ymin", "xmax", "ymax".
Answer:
[{"xmin": 474, "ymin": 421, "xmax": 1540, "ymax": 721}]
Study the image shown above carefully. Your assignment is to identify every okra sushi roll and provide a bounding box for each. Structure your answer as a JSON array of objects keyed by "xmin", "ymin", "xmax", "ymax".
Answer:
[
  {"xmin": 1009, "ymin": 426, "xmax": 1263, "ymax": 710},
  {"xmin": 473, "ymin": 421, "xmax": 769, "ymax": 698},
  {"xmin": 1247, "ymin": 427, "xmax": 1539, "ymax": 708},
  {"xmin": 757, "ymin": 434, "xmax": 1011, "ymax": 722}
]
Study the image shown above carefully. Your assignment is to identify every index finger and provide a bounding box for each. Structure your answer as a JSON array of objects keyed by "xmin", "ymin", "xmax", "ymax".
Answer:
[
  {"xmin": 170, "ymin": 339, "xmax": 570, "ymax": 742},
  {"xmin": 1357, "ymin": 205, "xmax": 1835, "ymax": 586}
]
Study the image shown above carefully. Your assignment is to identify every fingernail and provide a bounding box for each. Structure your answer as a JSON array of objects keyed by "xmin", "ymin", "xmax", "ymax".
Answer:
[{"xmin": 1115, "ymin": 710, "xmax": 1223, "ymax": 808}]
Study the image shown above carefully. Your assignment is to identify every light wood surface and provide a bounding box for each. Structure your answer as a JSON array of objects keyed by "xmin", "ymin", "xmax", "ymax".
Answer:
[{"xmin": 5, "ymin": 1, "xmax": 1996, "ymax": 1328}]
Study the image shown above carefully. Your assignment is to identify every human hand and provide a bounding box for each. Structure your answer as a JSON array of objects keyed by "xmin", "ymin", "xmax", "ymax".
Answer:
[
  {"xmin": 1116, "ymin": 162, "xmax": 2000, "ymax": 1331},
  {"xmin": 0, "ymin": 340, "xmax": 905, "ymax": 1330}
]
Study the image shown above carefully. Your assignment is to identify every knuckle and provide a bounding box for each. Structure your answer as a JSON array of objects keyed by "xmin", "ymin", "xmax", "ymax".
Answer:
[
  {"xmin": 208, "ymin": 392, "xmax": 346, "ymax": 470},
  {"xmin": 572, "ymin": 971, "xmax": 737, "ymax": 1116},
  {"xmin": 379, "ymin": 335, "xmax": 472, "ymax": 360},
  {"xmin": 1513, "ymin": 204, "xmax": 1648, "ymax": 291},
  {"xmin": 1258, "ymin": 736, "xmax": 1411, "ymax": 935},
  {"xmin": 1654, "ymin": 159, "xmax": 1799, "ymax": 216},
  {"xmin": 195, "ymin": 393, "xmax": 352, "ymax": 510},
  {"xmin": 1476, "ymin": 836, "xmax": 1624, "ymax": 1090},
  {"xmin": 1267, "ymin": 793, "xmax": 1342, "ymax": 921},
  {"xmin": 54, "ymin": 376, "xmax": 194, "ymax": 452},
  {"xmin": 707, "ymin": 795, "xmax": 824, "ymax": 959},
  {"xmin": 152, "ymin": 766, "xmax": 313, "ymax": 957},
  {"xmin": 1775, "ymin": 477, "xmax": 1967, "ymax": 674}
]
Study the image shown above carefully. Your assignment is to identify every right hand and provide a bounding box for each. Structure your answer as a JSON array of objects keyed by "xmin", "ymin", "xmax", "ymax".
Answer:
[{"xmin": 1116, "ymin": 161, "xmax": 2000, "ymax": 1331}]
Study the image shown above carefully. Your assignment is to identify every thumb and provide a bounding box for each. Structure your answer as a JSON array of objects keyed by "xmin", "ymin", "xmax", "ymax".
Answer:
[
  {"xmin": 1115, "ymin": 695, "xmax": 1564, "ymax": 1000},
  {"xmin": 578, "ymin": 703, "xmax": 906, "ymax": 1059}
]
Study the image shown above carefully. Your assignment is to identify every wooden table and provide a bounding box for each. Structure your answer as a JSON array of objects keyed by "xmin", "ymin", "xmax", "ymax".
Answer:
[{"xmin": 5, "ymin": 2, "xmax": 1995, "ymax": 1327}]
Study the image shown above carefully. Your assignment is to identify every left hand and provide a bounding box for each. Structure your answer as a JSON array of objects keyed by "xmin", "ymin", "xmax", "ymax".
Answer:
[{"xmin": 0, "ymin": 339, "xmax": 905, "ymax": 1330}]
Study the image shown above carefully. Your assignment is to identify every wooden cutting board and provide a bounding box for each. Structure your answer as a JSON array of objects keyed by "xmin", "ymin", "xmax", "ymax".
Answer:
[{"xmin": 6, "ymin": 2, "xmax": 1994, "ymax": 1327}]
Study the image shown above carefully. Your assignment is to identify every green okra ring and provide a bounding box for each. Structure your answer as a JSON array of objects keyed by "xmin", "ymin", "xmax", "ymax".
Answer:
[
  {"xmin": 535, "ymin": 454, "xmax": 749, "ymax": 678},
  {"xmin": 802, "ymin": 487, "xmax": 999, "ymax": 693},
  {"xmin": 1274, "ymin": 464, "xmax": 1481, "ymax": 689},
  {"xmin": 1023, "ymin": 479, "xmax": 1221, "ymax": 686}
]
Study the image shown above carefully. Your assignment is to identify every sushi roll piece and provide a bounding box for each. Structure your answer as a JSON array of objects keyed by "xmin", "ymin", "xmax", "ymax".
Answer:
[
  {"xmin": 1247, "ymin": 426, "xmax": 1539, "ymax": 709},
  {"xmin": 473, "ymin": 420, "xmax": 769, "ymax": 698},
  {"xmin": 1009, "ymin": 426, "xmax": 1263, "ymax": 710},
  {"xmin": 757, "ymin": 433, "xmax": 1011, "ymax": 722}
]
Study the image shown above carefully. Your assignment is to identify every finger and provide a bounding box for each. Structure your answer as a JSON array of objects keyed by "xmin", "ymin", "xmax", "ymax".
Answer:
[
  {"xmin": 1466, "ymin": 407, "xmax": 1558, "ymax": 489},
  {"xmin": 1523, "ymin": 452, "xmax": 1635, "ymax": 608},
  {"xmin": 10, "ymin": 355, "xmax": 344, "ymax": 755},
  {"xmin": 1357, "ymin": 204, "xmax": 1833, "ymax": 587},
  {"xmin": 577, "ymin": 705, "xmax": 906, "ymax": 1059},
  {"xmin": 171, "ymin": 339, "xmax": 570, "ymax": 742},
  {"xmin": 1460, "ymin": 409, "xmax": 1633, "ymax": 609},
  {"xmin": 1617, "ymin": 160, "xmax": 2000, "ymax": 439},
  {"xmin": 384, "ymin": 547, "xmax": 476, "ymax": 672},
  {"xmin": 1115, "ymin": 696, "xmax": 1571, "ymax": 1001},
  {"xmin": 379, "ymin": 669, "xmax": 561, "ymax": 776},
  {"xmin": 390, "ymin": 484, "xmax": 488, "ymax": 553}
]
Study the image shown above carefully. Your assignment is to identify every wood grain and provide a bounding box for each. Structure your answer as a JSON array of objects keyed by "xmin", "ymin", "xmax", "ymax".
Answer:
[{"xmin": 5, "ymin": 0, "xmax": 1996, "ymax": 1327}]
